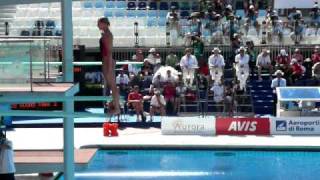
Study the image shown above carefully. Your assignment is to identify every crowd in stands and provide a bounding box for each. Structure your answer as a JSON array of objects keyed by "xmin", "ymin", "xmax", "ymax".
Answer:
[
  {"xmin": 166, "ymin": 0, "xmax": 320, "ymax": 45},
  {"xmin": 112, "ymin": 41, "xmax": 320, "ymax": 121}
]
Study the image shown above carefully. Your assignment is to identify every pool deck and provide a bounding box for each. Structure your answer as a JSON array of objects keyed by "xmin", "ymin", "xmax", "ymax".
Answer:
[{"xmin": 6, "ymin": 127, "xmax": 320, "ymax": 151}]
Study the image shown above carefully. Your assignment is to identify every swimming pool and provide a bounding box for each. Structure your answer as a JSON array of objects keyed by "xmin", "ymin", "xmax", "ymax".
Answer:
[{"xmin": 60, "ymin": 149, "xmax": 320, "ymax": 180}]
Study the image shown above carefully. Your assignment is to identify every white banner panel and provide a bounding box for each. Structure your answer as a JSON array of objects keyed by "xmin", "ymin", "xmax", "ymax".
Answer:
[
  {"xmin": 161, "ymin": 117, "xmax": 215, "ymax": 135},
  {"xmin": 274, "ymin": 0, "xmax": 317, "ymax": 9},
  {"xmin": 271, "ymin": 117, "xmax": 320, "ymax": 135}
]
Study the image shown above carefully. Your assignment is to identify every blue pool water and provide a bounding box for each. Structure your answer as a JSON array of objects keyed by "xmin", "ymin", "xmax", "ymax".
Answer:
[{"xmin": 61, "ymin": 149, "xmax": 320, "ymax": 180}]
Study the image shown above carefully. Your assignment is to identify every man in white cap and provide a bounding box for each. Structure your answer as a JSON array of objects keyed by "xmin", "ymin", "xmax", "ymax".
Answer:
[
  {"xmin": 234, "ymin": 46, "xmax": 250, "ymax": 91},
  {"xmin": 208, "ymin": 47, "xmax": 225, "ymax": 83},
  {"xmin": 180, "ymin": 48, "xmax": 198, "ymax": 87},
  {"xmin": 276, "ymin": 49, "xmax": 290, "ymax": 71},
  {"xmin": 271, "ymin": 69, "xmax": 286, "ymax": 116},
  {"xmin": 256, "ymin": 48, "xmax": 273, "ymax": 81}
]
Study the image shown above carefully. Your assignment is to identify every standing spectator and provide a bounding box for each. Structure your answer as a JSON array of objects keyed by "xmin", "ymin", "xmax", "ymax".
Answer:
[
  {"xmin": 165, "ymin": 50, "xmax": 179, "ymax": 69},
  {"xmin": 127, "ymin": 86, "xmax": 146, "ymax": 122},
  {"xmin": 164, "ymin": 70, "xmax": 176, "ymax": 83},
  {"xmin": 152, "ymin": 74, "xmax": 165, "ymax": 90},
  {"xmin": 292, "ymin": 48, "xmax": 304, "ymax": 64},
  {"xmin": 167, "ymin": 7, "xmax": 180, "ymax": 45},
  {"xmin": 235, "ymin": 47, "xmax": 250, "ymax": 91},
  {"xmin": 150, "ymin": 90, "xmax": 166, "ymax": 121},
  {"xmin": 180, "ymin": 48, "xmax": 198, "ymax": 87},
  {"xmin": 246, "ymin": 4, "xmax": 260, "ymax": 36},
  {"xmin": 163, "ymin": 81, "xmax": 176, "ymax": 114},
  {"xmin": 311, "ymin": 46, "xmax": 320, "ymax": 64},
  {"xmin": 246, "ymin": 41, "xmax": 258, "ymax": 77},
  {"xmin": 271, "ymin": 70, "xmax": 287, "ymax": 116},
  {"xmin": 192, "ymin": 36, "xmax": 205, "ymax": 64},
  {"xmin": 224, "ymin": 85, "xmax": 234, "ymax": 116},
  {"xmin": 256, "ymin": 48, "xmax": 273, "ymax": 81},
  {"xmin": 208, "ymin": 47, "xmax": 225, "ymax": 83},
  {"xmin": 189, "ymin": 13, "xmax": 202, "ymax": 36},
  {"xmin": 175, "ymin": 81, "xmax": 187, "ymax": 114}
]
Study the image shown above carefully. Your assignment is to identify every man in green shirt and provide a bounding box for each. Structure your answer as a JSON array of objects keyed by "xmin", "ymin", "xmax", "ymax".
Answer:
[
  {"xmin": 192, "ymin": 36, "xmax": 204, "ymax": 64},
  {"xmin": 165, "ymin": 50, "xmax": 179, "ymax": 68}
]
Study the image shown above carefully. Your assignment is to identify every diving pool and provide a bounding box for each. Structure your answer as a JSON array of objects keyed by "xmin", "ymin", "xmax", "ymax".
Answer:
[{"xmin": 60, "ymin": 149, "xmax": 320, "ymax": 180}]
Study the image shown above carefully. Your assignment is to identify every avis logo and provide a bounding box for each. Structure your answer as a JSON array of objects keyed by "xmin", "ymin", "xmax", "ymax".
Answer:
[
  {"xmin": 228, "ymin": 121, "xmax": 257, "ymax": 131},
  {"xmin": 276, "ymin": 120, "xmax": 287, "ymax": 131}
]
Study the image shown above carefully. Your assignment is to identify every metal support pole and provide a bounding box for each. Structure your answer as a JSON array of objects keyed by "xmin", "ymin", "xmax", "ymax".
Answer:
[{"xmin": 61, "ymin": 0, "xmax": 74, "ymax": 180}]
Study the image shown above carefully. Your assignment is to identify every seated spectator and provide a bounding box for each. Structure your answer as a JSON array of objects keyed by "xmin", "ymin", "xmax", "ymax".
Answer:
[
  {"xmin": 116, "ymin": 70, "xmax": 130, "ymax": 95},
  {"xmin": 141, "ymin": 59, "xmax": 154, "ymax": 76},
  {"xmin": 198, "ymin": 60, "xmax": 209, "ymax": 76},
  {"xmin": 128, "ymin": 73, "xmax": 142, "ymax": 88},
  {"xmin": 256, "ymin": 48, "xmax": 273, "ymax": 81},
  {"xmin": 127, "ymin": 86, "xmax": 146, "ymax": 122},
  {"xmin": 150, "ymin": 90, "xmax": 166, "ymax": 121},
  {"xmin": 180, "ymin": 48, "xmax": 198, "ymax": 87},
  {"xmin": 276, "ymin": 49, "xmax": 290, "ymax": 71},
  {"xmin": 303, "ymin": 58, "xmax": 313, "ymax": 78},
  {"xmin": 164, "ymin": 69, "xmax": 176, "ymax": 83},
  {"xmin": 311, "ymin": 46, "xmax": 320, "ymax": 64},
  {"xmin": 175, "ymin": 81, "xmax": 187, "ymax": 114},
  {"xmin": 292, "ymin": 48, "xmax": 304, "ymax": 64},
  {"xmin": 152, "ymin": 74, "xmax": 165, "ymax": 90},
  {"xmin": 146, "ymin": 48, "xmax": 161, "ymax": 72},
  {"xmin": 235, "ymin": 47, "xmax": 250, "ymax": 91},
  {"xmin": 128, "ymin": 55, "xmax": 143, "ymax": 75},
  {"xmin": 208, "ymin": 47, "xmax": 225, "ymax": 83},
  {"xmin": 223, "ymin": 14, "xmax": 240, "ymax": 40},
  {"xmin": 312, "ymin": 62, "xmax": 320, "ymax": 79},
  {"xmin": 290, "ymin": 58, "xmax": 304, "ymax": 84},
  {"xmin": 188, "ymin": 13, "xmax": 202, "ymax": 36},
  {"xmin": 210, "ymin": 81, "xmax": 224, "ymax": 112},
  {"xmin": 165, "ymin": 50, "xmax": 179, "ymax": 69}
]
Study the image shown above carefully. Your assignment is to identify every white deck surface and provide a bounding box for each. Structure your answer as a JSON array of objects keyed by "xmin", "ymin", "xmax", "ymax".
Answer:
[{"xmin": 6, "ymin": 127, "xmax": 320, "ymax": 150}]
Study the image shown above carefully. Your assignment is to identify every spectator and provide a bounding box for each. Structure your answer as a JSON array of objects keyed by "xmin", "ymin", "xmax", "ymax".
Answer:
[
  {"xmin": 192, "ymin": 36, "xmax": 205, "ymax": 64},
  {"xmin": 290, "ymin": 58, "xmax": 304, "ymax": 84},
  {"xmin": 223, "ymin": 14, "xmax": 239, "ymax": 41},
  {"xmin": 141, "ymin": 59, "xmax": 154, "ymax": 76},
  {"xmin": 290, "ymin": 19, "xmax": 304, "ymax": 44},
  {"xmin": 127, "ymin": 86, "xmax": 146, "ymax": 122},
  {"xmin": 167, "ymin": 7, "xmax": 180, "ymax": 45},
  {"xmin": 128, "ymin": 73, "xmax": 142, "ymax": 88},
  {"xmin": 150, "ymin": 90, "xmax": 166, "ymax": 121},
  {"xmin": 198, "ymin": 60, "xmax": 210, "ymax": 76},
  {"xmin": 292, "ymin": 48, "xmax": 304, "ymax": 64},
  {"xmin": 310, "ymin": 3, "xmax": 320, "ymax": 26},
  {"xmin": 210, "ymin": 81, "xmax": 224, "ymax": 112},
  {"xmin": 224, "ymin": 85, "xmax": 234, "ymax": 116},
  {"xmin": 271, "ymin": 19, "xmax": 284, "ymax": 43},
  {"xmin": 152, "ymin": 74, "xmax": 165, "ymax": 90},
  {"xmin": 116, "ymin": 70, "xmax": 130, "ymax": 95},
  {"xmin": 163, "ymin": 81, "xmax": 176, "ymax": 113},
  {"xmin": 165, "ymin": 50, "xmax": 179, "ymax": 69},
  {"xmin": 245, "ymin": 4, "xmax": 260, "ymax": 36},
  {"xmin": 175, "ymin": 81, "xmax": 187, "ymax": 114},
  {"xmin": 235, "ymin": 46, "xmax": 250, "ymax": 91},
  {"xmin": 146, "ymin": 48, "xmax": 161, "ymax": 72},
  {"xmin": 208, "ymin": 47, "xmax": 225, "ymax": 83},
  {"xmin": 312, "ymin": 62, "xmax": 320, "ymax": 79},
  {"xmin": 136, "ymin": 49, "xmax": 144, "ymax": 62},
  {"xmin": 271, "ymin": 70, "xmax": 287, "ymax": 116},
  {"xmin": 276, "ymin": 49, "xmax": 290, "ymax": 79},
  {"xmin": 128, "ymin": 55, "xmax": 142, "ymax": 75},
  {"xmin": 189, "ymin": 12, "xmax": 202, "ymax": 36},
  {"xmin": 164, "ymin": 69, "xmax": 176, "ymax": 83},
  {"xmin": 256, "ymin": 48, "xmax": 273, "ymax": 81},
  {"xmin": 311, "ymin": 46, "xmax": 320, "ymax": 64},
  {"xmin": 303, "ymin": 58, "xmax": 313, "ymax": 78},
  {"xmin": 180, "ymin": 48, "xmax": 198, "ymax": 87},
  {"xmin": 246, "ymin": 41, "xmax": 258, "ymax": 77}
]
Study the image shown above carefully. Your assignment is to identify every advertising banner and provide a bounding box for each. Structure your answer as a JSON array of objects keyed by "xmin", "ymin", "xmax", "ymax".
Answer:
[
  {"xmin": 216, "ymin": 117, "xmax": 270, "ymax": 135},
  {"xmin": 161, "ymin": 117, "xmax": 215, "ymax": 136},
  {"xmin": 271, "ymin": 117, "xmax": 320, "ymax": 135}
]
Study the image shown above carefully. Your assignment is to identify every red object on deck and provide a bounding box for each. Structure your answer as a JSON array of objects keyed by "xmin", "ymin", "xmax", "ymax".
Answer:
[{"xmin": 103, "ymin": 122, "xmax": 119, "ymax": 137}]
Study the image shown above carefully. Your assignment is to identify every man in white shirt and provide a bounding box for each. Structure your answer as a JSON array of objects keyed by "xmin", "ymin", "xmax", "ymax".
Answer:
[
  {"xmin": 271, "ymin": 70, "xmax": 287, "ymax": 116},
  {"xmin": 210, "ymin": 82, "xmax": 224, "ymax": 103},
  {"xmin": 116, "ymin": 70, "xmax": 129, "ymax": 86},
  {"xmin": 256, "ymin": 48, "xmax": 273, "ymax": 81},
  {"xmin": 147, "ymin": 48, "xmax": 161, "ymax": 73},
  {"xmin": 208, "ymin": 47, "xmax": 225, "ymax": 83},
  {"xmin": 150, "ymin": 90, "xmax": 166, "ymax": 121},
  {"xmin": 180, "ymin": 48, "xmax": 198, "ymax": 87},
  {"xmin": 234, "ymin": 47, "xmax": 250, "ymax": 91},
  {"xmin": 128, "ymin": 55, "xmax": 142, "ymax": 75}
]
